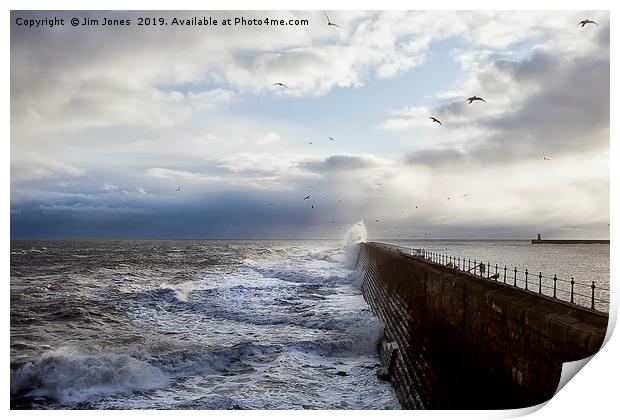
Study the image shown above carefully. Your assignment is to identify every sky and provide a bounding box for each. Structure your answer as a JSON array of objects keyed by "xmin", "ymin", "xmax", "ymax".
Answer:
[{"xmin": 10, "ymin": 10, "xmax": 610, "ymax": 239}]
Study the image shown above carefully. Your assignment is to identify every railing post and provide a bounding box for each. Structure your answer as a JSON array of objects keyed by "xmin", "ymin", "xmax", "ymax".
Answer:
[
  {"xmin": 503, "ymin": 266, "xmax": 507, "ymax": 284},
  {"xmin": 570, "ymin": 277, "xmax": 575, "ymax": 303},
  {"xmin": 474, "ymin": 260, "xmax": 477, "ymax": 276},
  {"xmin": 538, "ymin": 272, "xmax": 542, "ymax": 294},
  {"xmin": 468, "ymin": 259, "xmax": 471, "ymax": 271},
  {"xmin": 458, "ymin": 257, "xmax": 461, "ymax": 270},
  {"xmin": 591, "ymin": 282, "xmax": 596, "ymax": 310},
  {"xmin": 553, "ymin": 275, "xmax": 557, "ymax": 298},
  {"xmin": 525, "ymin": 269, "xmax": 529, "ymax": 290},
  {"xmin": 487, "ymin": 262, "xmax": 490, "ymax": 278},
  {"xmin": 514, "ymin": 267, "xmax": 517, "ymax": 286}
]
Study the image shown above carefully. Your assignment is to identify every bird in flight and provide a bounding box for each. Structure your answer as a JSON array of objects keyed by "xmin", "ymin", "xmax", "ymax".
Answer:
[
  {"xmin": 429, "ymin": 116, "xmax": 442, "ymax": 125},
  {"xmin": 321, "ymin": 195, "xmax": 328, "ymax": 199},
  {"xmin": 328, "ymin": 136, "xmax": 335, "ymax": 142},
  {"xmin": 308, "ymin": 141, "xmax": 313, "ymax": 144},
  {"xmin": 303, "ymin": 195, "xmax": 311, "ymax": 200},
  {"xmin": 467, "ymin": 96, "xmax": 486, "ymax": 104},
  {"xmin": 539, "ymin": 145, "xmax": 551, "ymax": 161},
  {"xmin": 176, "ymin": 185, "xmax": 182, "ymax": 191},
  {"xmin": 273, "ymin": 82, "xmax": 288, "ymax": 88},
  {"xmin": 446, "ymin": 197, "xmax": 451, "ymax": 200},
  {"xmin": 578, "ymin": 19, "xmax": 598, "ymax": 27},
  {"xmin": 324, "ymin": 13, "xmax": 340, "ymax": 28}
]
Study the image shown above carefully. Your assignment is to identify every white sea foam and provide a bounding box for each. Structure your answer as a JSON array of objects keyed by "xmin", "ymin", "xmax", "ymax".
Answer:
[
  {"xmin": 11, "ymin": 238, "xmax": 399, "ymax": 409},
  {"xmin": 11, "ymin": 348, "xmax": 169, "ymax": 404}
]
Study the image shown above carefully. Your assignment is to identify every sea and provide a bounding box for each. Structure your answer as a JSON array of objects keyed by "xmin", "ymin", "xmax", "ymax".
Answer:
[{"xmin": 10, "ymin": 224, "xmax": 610, "ymax": 409}]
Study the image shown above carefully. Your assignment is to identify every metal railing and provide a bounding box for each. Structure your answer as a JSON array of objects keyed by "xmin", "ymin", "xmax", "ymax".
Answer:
[{"xmin": 371, "ymin": 242, "xmax": 610, "ymax": 313}]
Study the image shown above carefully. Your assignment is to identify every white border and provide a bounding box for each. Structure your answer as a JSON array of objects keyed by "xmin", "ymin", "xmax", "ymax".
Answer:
[{"xmin": 3, "ymin": 1, "xmax": 616, "ymax": 419}]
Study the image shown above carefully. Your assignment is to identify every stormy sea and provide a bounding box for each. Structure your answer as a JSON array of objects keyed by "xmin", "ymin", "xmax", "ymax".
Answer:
[{"xmin": 10, "ymin": 223, "xmax": 402, "ymax": 409}]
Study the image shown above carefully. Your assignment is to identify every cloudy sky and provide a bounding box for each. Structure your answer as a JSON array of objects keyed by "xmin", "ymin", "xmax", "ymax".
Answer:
[{"xmin": 10, "ymin": 10, "xmax": 610, "ymax": 239}]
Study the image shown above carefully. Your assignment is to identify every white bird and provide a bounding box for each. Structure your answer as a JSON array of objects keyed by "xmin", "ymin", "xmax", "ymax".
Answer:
[{"xmin": 539, "ymin": 145, "xmax": 551, "ymax": 161}]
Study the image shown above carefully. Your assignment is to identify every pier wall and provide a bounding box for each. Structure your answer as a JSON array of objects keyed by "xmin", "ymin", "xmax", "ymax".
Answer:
[{"xmin": 357, "ymin": 242, "xmax": 608, "ymax": 409}]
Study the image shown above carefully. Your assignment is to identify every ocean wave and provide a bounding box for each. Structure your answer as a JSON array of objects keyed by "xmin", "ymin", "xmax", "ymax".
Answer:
[{"xmin": 10, "ymin": 348, "xmax": 169, "ymax": 405}]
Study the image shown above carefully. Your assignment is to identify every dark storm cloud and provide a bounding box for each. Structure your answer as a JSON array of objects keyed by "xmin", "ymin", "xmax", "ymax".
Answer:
[
  {"xmin": 299, "ymin": 155, "xmax": 379, "ymax": 173},
  {"xmin": 10, "ymin": 190, "xmax": 326, "ymax": 239},
  {"xmin": 406, "ymin": 148, "xmax": 468, "ymax": 167},
  {"xmin": 407, "ymin": 47, "xmax": 609, "ymax": 168}
]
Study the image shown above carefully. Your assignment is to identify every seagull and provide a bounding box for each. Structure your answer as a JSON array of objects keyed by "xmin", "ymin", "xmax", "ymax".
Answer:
[
  {"xmin": 303, "ymin": 195, "xmax": 311, "ymax": 200},
  {"xmin": 273, "ymin": 82, "xmax": 288, "ymax": 88},
  {"xmin": 539, "ymin": 145, "xmax": 551, "ymax": 161},
  {"xmin": 324, "ymin": 13, "xmax": 340, "ymax": 28},
  {"xmin": 429, "ymin": 116, "xmax": 442, "ymax": 125},
  {"xmin": 321, "ymin": 196, "xmax": 328, "ymax": 199},
  {"xmin": 176, "ymin": 185, "xmax": 182, "ymax": 191},
  {"xmin": 467, "ymin": 96, "xmax": 486, "ymax": 104},
  {"xmin": 331, "ymin": 221, "xmax": 336, "ymax": 223},
  {"xmin": 375, "ymin": 219, "xmax": 380, "ymax": 222},
  {"xmin": 490, "ymin": 273, "xmax": 500, "ymax": 280},
  {"xmin": 578, "ymin": 19, "xmax": 598, "ymax": 27},
  {"xmin": 308, "ymin": 141, "xmax": 313, "ymax": 144},
  {"xmin": 462, "ymin": 194, "xmax": 469, "ymax": 198},
  {"xmin": 328, "ymin": 136, "xmax": 335, "ymax": 142},
  {"xmin": 446, "ymin": 197, "xmax": 451, "ymax": 200}
]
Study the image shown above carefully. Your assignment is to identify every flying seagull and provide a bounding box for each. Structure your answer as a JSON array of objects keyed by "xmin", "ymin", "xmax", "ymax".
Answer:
[
  {"xmin": 578, "ymin": 19, "xmax": 598, "ymax": 27},
  {"xmin": 324, "ymin": 13, "xmax": 340, "ymax": 28},
  {"xmin": 273, "ymin": 82, "xmax": 288, "ymax": 88},
  {"xmin": 176, "ymin": 185, "xmax": 182, "ymax": 191},
  {"xmin": 429, "ymin": 116, "xmax": 442, "ymax": 125},
  {"xmin": 467, "ymin": 96, "xmax": 486, "ymax": 104},
  {"xmin": 539, "ymin": 145, "xmax": 551, "ymax": 161},
  {"xmin": 321, "ymin": 195, "xmax": 328, "ymax": 199},
  {"xmin": 328, "ymin": 136, "xmax": 335, "ymax": 142},
  {"xmin": 303, "ymin": 195, "xmax": 311, "ymax": 200},
  {"xmin": 308, "ymin": 141, "xmax": 313, "ymax": 144}
]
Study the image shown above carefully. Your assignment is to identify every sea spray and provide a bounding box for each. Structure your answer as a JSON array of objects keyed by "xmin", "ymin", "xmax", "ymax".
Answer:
[
  {"xmin": 10, "ymin": 348, "xmax": 169, "ymax": 405},
  {"xmin": 343, "ymin": 220, "xmax": 367, "ymax": 270}
]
